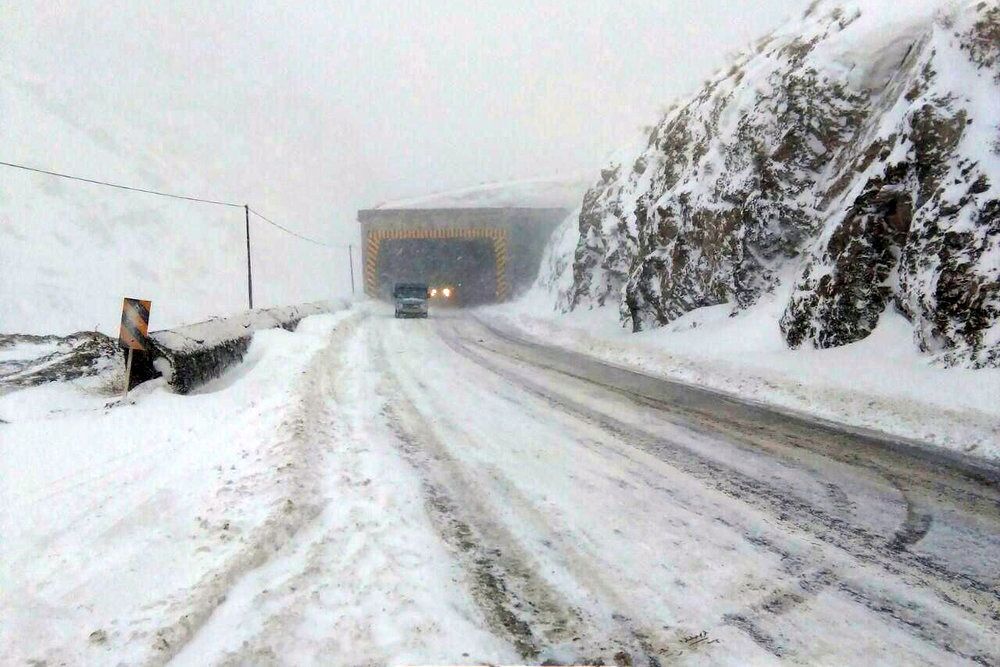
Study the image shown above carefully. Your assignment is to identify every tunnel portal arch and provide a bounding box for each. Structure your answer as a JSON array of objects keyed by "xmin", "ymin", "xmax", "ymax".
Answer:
[
  {"xmin": 365, "ymin": 227, "xmax": 508, "ymax": 301},
  {"xmin": 357, "ymin": 207, "xmax": 568, "ymax": 305}
]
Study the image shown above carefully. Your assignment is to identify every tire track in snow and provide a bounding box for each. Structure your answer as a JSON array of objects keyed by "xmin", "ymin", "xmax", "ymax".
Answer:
[
  {"xmin": 169, "ymin": 309, "xmax": 528, "ymax": 666},
  {"xmin": 451, "ymin": 321, "xmax": 998, "ymax": 595},
  {"xmin": 437, "ymin": 322, "xmax": 999, "ymax": 665},
  {"xmin": 477, "ymin": 316, "xmax": 1000, "ymax": 513},
  {"xmin": 885, "ymin": 474, "xmax": 934, "ymax": 552},
  {"xmin": 143, "ymin": 312, "xmax": 365, "ymax": 665},
  {"xmin": 374, "ymin": 323, "xmax": 662, "ymax": 666}
]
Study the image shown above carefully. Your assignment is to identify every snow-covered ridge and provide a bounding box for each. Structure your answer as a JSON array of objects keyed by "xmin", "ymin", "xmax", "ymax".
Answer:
[
  {"xmin": 544, "ymin": 0, "xmax": 1000, "ymax": 367},
  {"xmin": 0, "ymin": 331, "xmax": 118, "ymax": 392},
  {"xmin": 0, "ymin": 301, "xmax": 350, "ymax": 398},
  {"xmin": 0, "ymin": 66, "xmax": 339, "ymax": 336},
  {"xmin": 376, "ymin": 174, "xmax": 592, "ymax": 210}
]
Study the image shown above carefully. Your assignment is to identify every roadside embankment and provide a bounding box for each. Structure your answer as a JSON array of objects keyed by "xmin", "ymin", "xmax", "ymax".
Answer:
[
  {"xmin": 147, "ymin": 300, "xmax": 349, "ymax": 393},
  {"xmin": 0, "ymin": 300, "xmax": 351, "ymax": 398}
]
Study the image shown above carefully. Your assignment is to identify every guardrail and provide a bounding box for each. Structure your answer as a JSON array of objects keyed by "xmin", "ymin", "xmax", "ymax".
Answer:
[{"xmin": 144, "ymin": 300, "xmax": 349, "ymax": 393}]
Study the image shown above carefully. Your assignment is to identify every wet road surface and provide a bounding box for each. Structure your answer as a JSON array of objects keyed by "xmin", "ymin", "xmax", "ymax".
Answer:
[{"xmin": 375, "ymin": 310, "xmax": 1000, "ymax": 664}]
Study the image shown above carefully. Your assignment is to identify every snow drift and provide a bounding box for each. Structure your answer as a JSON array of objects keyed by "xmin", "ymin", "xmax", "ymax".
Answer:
[
  {"xmin": 547, "ymin": 0, "xmax": 1000, "ymax": 367},
  {"xmin": 149, "ymin": 300, "xmax": 349, "ymax": 393}
]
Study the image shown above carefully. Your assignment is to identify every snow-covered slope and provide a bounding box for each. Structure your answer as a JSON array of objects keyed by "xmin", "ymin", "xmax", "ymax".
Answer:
[
  {"xmin": 376, "ymin": 174, "xmax": 591, "ymax": 210},
  {"xmin": 0, "ymin": 67, "xmax": 341, "ymax": 336},
  {"xmin": 546, "ymin": 0, "xmax": 1000, "ymax": 368}
]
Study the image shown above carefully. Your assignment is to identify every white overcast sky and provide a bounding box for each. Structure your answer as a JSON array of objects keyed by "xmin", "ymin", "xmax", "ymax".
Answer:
[{"xmin": 5, "ymin": 1, "xmax": 809, "ymax": 245}]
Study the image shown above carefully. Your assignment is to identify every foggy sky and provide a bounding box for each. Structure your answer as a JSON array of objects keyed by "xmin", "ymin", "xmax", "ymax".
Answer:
[{"xmin": 5, "ymin": 1, "xmax": 809, "ymax": 247}]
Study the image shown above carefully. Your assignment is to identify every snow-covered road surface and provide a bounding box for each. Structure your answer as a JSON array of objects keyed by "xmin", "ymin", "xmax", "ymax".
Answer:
[
  {"xmin": 182, "ymin": 308, "xmax": 999, "ymax": 664},
  {"xmin": 4, "ymin": 305, "xmax": 999, "ymax": 665}
]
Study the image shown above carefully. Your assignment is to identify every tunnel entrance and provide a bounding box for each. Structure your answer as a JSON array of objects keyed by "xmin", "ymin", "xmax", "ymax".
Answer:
[
  {"xmin": 359, "ymin": 209, "xmax": 569, "ymax": 304},
  {"xmin": 364, "ymin": 227, "xmax": 509, "ymax": 305},
  {"xmin": 378, "ymin": 238, "xmax": 498, "ymax": 306}
]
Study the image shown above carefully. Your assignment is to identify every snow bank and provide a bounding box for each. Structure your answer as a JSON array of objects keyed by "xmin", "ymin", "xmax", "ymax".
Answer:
[
  {"xmin": 483, "ymin": 284, "xmax": 1000, "ymax": 462},
  {"xmin": 0, "ymin": 311, "xmax": 354, "ymax": 665},
  {"xmin": 149, "ymin": 300, "xmax": 349, "ymax": 393}
]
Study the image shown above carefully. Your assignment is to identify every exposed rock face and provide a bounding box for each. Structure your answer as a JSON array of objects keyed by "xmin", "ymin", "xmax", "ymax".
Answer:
[
  {"xmin": 782, "ymin": 3, "xmax": 1000, "ymax": 367},
  {"xmin": 553, "ymin": 0, "xmax": 1000, "ymax": 366}
]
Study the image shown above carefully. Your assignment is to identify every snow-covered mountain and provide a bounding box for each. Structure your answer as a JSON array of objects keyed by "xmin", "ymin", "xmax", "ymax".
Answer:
[
  {"xmin": 0, "ymin": 66, "xmax": 344, "ymax": 336},
  {"xmin": 543, "ymin": 0, "xmax": 1000, "ymax": 368}
]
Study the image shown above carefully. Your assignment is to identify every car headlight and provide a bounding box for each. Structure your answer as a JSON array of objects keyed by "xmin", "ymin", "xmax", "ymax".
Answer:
[
  {"xmin": 430, "ymin": 288, "xmax": 438, "ymax": 297},
  {"xmin": 442, "ymin": 288, "xmax": 451, "ymax": 298}
]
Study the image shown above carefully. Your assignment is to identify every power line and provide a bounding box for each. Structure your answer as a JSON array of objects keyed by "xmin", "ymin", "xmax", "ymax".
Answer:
[
  {"xmin": 2, "ymin": 157, "xmax": 355, "ymax": 311},
  {"xmin": 0, "ymin": 158, "xmax": 337, "ymax": 248},
  {"xmin": 0, "ymin": 159, "xmax": 243, "ymax": 208},
  {"xmin": 248, "ymin": 206, "xmax": 338, "ymax": 247}
]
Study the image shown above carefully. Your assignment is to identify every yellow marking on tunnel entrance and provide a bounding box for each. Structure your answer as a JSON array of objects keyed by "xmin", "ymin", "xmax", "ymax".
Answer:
[{"xmin": 363, "ymin": 228, "xmax": 509, "ymax": 300}]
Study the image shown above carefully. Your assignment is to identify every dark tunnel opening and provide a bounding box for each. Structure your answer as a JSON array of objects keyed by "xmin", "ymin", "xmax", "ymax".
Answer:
[{"xmin": 377, "ymin": 238, "xmax": 498, "ymax": 306}]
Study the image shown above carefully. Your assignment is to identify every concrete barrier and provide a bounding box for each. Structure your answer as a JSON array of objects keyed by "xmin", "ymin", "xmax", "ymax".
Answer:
[
  {"xmin": 147, "ymin": 300, "xmax": 348, "ymax": 394},
  {"xmin": 0, "ymin": 301, "xmax": 348, "ymax": 396}
]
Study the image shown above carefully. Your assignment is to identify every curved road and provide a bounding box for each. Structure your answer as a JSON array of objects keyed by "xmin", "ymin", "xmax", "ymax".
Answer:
[
  {"xmin": 373, "ymin": 309, "xmax": 999, "ymax": 664},
  {"xmin": 169, "ymin": 307, "xmax": 1000, "ymax": 665}
]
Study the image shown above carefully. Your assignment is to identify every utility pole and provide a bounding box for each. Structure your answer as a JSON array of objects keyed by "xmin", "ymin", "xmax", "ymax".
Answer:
[
  {"xmin": 348, "ymin": 245, "xmax": 356, "ymax": 295},
  {"xmin": 245, "ymin": 204, "xmax": 254, "ymax": 310}
]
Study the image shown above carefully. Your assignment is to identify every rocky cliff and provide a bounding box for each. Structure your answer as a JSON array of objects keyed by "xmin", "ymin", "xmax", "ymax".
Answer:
[{"xmin": 551, "ymin": 0, "xmax": 1000, "ymax": 367}]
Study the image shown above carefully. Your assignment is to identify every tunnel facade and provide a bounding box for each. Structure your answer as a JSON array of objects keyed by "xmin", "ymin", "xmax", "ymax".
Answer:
[{"xmin": 357, "ymin": 208, "xmax": 568, "ymax": 304}]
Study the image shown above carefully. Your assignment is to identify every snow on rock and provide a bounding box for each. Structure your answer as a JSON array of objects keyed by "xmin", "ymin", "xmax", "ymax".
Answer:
[
  {"xmin": 783, "ymin": 1, "xmax": 1000, "ymax": 367},
  {"xmin": 550, "ymin": 0, "xmax": 1000, "ymax": 367},
  {"xmin": 0, "ymin": 331, "xmax": 119, "ymax": 392}
]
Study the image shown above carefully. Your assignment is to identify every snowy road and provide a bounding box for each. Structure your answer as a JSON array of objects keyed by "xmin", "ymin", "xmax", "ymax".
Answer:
[
  {"xmin": 6, "ymin": 306, "xmax": 998, "ymax": 665},
  {"xmin": 181, "ymin": 307, "xmax": 999, "ymax": 665}
]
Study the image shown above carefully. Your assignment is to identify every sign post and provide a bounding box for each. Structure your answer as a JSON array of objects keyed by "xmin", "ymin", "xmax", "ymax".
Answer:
[
  {"xmin": 119, "ymin": 297, "xmax": 152, "ymax": 399},
  {"xmin": 245, "ymin": 204, "xmax": 254, "ymax": 310},
  {"xmin": 348, "ymin": 245, "xmax": 355, "ymax": 295}
]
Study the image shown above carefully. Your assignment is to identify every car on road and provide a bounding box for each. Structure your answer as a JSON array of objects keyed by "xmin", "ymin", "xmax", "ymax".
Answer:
[
  {"xmin": 393, "ymin": 282, "xmax": 429, "ymax": 319},
  {"xmin": 429, "ymin": 285, "xmax": 458, "ymax": 306}
]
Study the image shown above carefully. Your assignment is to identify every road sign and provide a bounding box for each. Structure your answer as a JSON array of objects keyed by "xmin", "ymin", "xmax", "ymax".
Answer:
[
  {"xmin": 119, "ymin": 298, "xmax": 151, "ymax": 400},
  {"xmin": 119, "ymin": 298, "xmax": 152, "ymax": 351}
]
